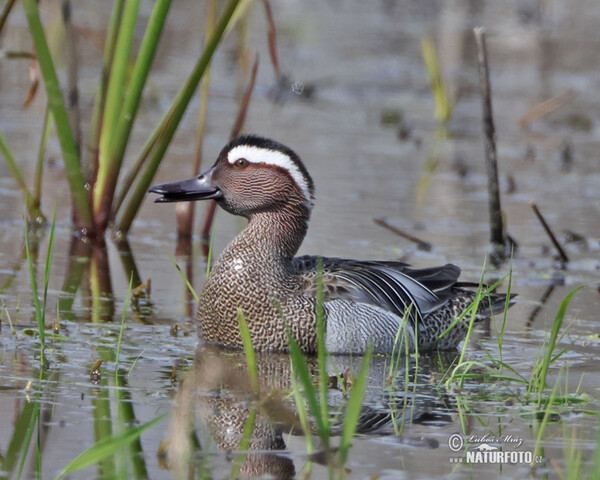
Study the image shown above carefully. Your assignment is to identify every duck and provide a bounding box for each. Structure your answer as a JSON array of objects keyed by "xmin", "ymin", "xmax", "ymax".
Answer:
[{"xmin": 150, "ymin": 135, "xmax": 512, "ymax": 354}]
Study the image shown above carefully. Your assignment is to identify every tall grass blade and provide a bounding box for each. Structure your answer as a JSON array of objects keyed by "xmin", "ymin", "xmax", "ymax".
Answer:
[
  {"xmin": 229, "ymin": 408, "xmax": 257, "ymax": 480},
  {"xmin": 34, "ymin": 106, "xmax": 52, "ymax": 206},
  {"xmin": 115, "ymin": 0, "xmax": 241, "ymax": 234},
  {"xmin": 1, "ymin": 397, "xmax": 38, "ymax": 478},
  {"xmin": 496, "ymin": 260, "xmax": 513, "ymax": 366},
  {"xmin": 315, "ymin": 258, "xmax": 330, "ymax": 438},
  {"xmin": 592, "ymin": 408, "xmax": 600, "ymax": 480},
  {"xmin": 56, "ymin": 414, "xmax": 167, "ymax": 479},
  {"xmin": 86, "ymin": 0, "xmax": 125, "ymax": 185},
  {"xmin": 95, "ymin": 0, "xmax": 173, "ymax": 229},
  {"xmin": 206, "ymin": 223, "xmax": 216, "ymax": 278},
  {"xmin": 93, "ymin": 0, "xmax": 142, "ymax": 227},
  {"xmin": 16, "ymin": 397, "xmax": 41, "ymax": 480},
  {"xmin": 41, "ymin": 208, "xmax": 57, "ymax": 333},
  {"xmin": 0, "ymin": 130, "xmax": 45, "ymax": 222},
  {"xmin": 237, "ymin": 309, "xmax": 259, "ymax": 395},
  {"xmin": 24, "ymin": 211, "xmax": 53, "ymax": 364},
  {"xmin": 287, "ymin": 334, "xmax": 328, "ymax": 441},
  {"xmin": 531, "ymin": 286, "xmax": 583, "ymax": 404},
  {"xmin": 22, "ymin": 0, "xmax": 93, "ymax": 230},
  {"xmin": 175, "ymin": 0, "xmax": 215, "ymax": 238},
  {"xmin": 422, "ymin": 36, "xmax": 453, "ymax": 124},
  {"xmin": 339, "ymin": 345, "xmax": 373, "ymax": 464},
  {"xmin": 116, "ymin": 274, "xmax": 134, "ymax": 365},
  {"xmin": 163, "ymin": 246, "xmax": 199, "ymax": 302}
]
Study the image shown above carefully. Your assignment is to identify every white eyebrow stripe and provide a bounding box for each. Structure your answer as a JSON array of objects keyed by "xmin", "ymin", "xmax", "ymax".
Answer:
[{"xmin": 227, "ymin": 145, "xmax": 311, "ymax": 200}]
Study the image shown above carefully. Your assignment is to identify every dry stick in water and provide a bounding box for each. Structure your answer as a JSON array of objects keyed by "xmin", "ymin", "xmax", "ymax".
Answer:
[
  {"xmin": 176, "ymin": 0, "xmax": 218, "ymax": 240},
  {"xmin": 262, "ymin": 0, "xmax": 281, "ymax": 82},
  {"xmin": 530, "ymin": 201, "xmax": 570, "ymax": 265},
  {"xmin": 517, "ymin": 89, "xmax": 575, "ymax": 129},
  {"xmin": 201, "ymin": 56, "xmax": 260, "ymax": 242},
  {"xmin": 373, "ymin": 218, "xmax": 432, "ymax": 252},
  {"xmin": 474, "ymin": 27, "xmax": 505, "ymax": 254}
]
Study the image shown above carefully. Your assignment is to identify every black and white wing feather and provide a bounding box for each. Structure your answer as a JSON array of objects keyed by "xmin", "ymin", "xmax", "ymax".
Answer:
[{"xmin": 293, "ymin": 256, "xmax": 461, "ymax": 325}]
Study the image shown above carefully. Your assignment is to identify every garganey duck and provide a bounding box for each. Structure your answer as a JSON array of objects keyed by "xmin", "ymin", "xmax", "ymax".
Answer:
[{"xmin": 150, "ymin": 135, "xmax": 512, "ymax": 354}]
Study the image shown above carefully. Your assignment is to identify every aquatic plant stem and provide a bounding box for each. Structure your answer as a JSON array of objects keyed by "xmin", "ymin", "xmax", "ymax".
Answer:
[
  {"xmin": 115, "ymin": 0, "xmax": 241, "ymax": 235},
  {"xmin": 94, "ymin": 0, "xmax": 173, "ymax": 230},
  {"xmin": 422, "ymin": 36, "xmax": 453, "ymax": 124},
  {"xmin": 315, "ymin": 258, "xmax": 330, "ymax": 439},
  {"xmin": 474, "ymin": 27, "xmax": 505, "ymax": 256},
  {"xmin": 0, "ymin": 130, "xmax": 45, "ymax": 222},
  {"xmin": 238, "ymin": 309, "xmax": 259, "ymax": 394},
  {"xmin": 22, "ymin": 0, "xmax": 93, "ymax": 232},
  {"xmin": 116, "ymin": 274, "xmax": 134, "ymax": 366},
  {"xmin": 176, "ymin": 0, "xmax": 216, "ymax": 239},
  {"xmin": 34, "ymin": 106, "xmax": 52, "ymax": 209},
  {"xmin": 201, "ymin": 53, "xmax": 258, "ymax": 241},
  {"xmin": 56, "ymin": 414, "xmax": 166, "ymax": 479},
  {"xmin": 86, "ymin": 0, "xmax": 125, "ymax": 188},
  {"xmin": 339, "ymin": 345, "xmax": 372, "ymax": 464},
  {"xmin": 62, "ymin": 0, "xmax": 81, "ymax": 157},
  {"xmin": 0, "ymin": 0, "xmax": 17, "ymax": 36}
]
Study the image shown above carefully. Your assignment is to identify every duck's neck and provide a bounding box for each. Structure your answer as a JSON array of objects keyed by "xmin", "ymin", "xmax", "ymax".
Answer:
[{"xmin": 232, "ymin": 203, "xmax": 310, "ymax": 262}]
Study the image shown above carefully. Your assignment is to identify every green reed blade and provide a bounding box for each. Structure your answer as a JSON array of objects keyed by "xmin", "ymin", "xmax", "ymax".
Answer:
[
  {"xmin": 237, "ymin": 309, "xmax": 259, "ymax": 395},
  {"xmin": 315, "ymin": 258, "xmax": 330, "ymax": 437},
  {"xmin": 42, "ymin": 207, "xmax": 56, "ymax": 317},
  {"xmin": 0, "ymin": 130, "xmax": 45, "ymax": 222},
  {"xmin": 339, "ymin": 344, "xmax": 373, "ymax": 464},
  {"xmin": 16, "ymin": 399, "xmax": 41, "ymax": 480},
  {"xmin": 531, "ymin": 286, "xmax": 583, "ymax": 405},
  {"xmin": 422, "ymin": 36, "xmax": 453, "ymax": 124},
  {"xmin": 116, "ymin": 274, "xmax": 134, "ymax": 366},
  {"xmin": 95, "ymin": 0, "xmax": 172, "ymax": 229},
  {"xmin": 287, "ymin": 333, "xmax": 328, "ymax": 442},
  {"xmin": 86, "ymin": 0, "xmax": 125, "ymax": 184},
  {"xmin": 592, "ymin": 408, "xmax": 600, "ymax": 480},
  {"xmin": 56, "ymin": 414, "xmax": 167, "ymax": 479},
  {"xmin": 22, "ymin": 0, "xmax": 93, "ymax": 230},
  {"xmin": 115, "ymin": 0, "xmax": 241, "ymax": 234},
  {"xmin": 290, "ymin": 369, "xmax": 314, "ymax": 453},
  {"xmin": 98, "ymin": 0, "xmax": 140, "ymax": 158},
  {"xmin": 229, "ymin": 408, "xmax": 257, "ymax": 480},
  {"xmin": 206, "ymin": 222, "xmax": 216, "ymax": 278},
  {"xmin": 1, "ymin": 397, "xmax": 37, "ymax": 478},
  {"xmin": 24, "ymin": 215, "xmax": 44, "ymax": 363},
  {"xmin": 163, "ymin": 246, "xmax": 199, "ymax": 302},
  {"xmin": 34, "ymin": 106, "xmax": 52, "ymax": 207},
  {"xmin": 93, "ymin": 0, "xmax": 142, "ymax": 226}
]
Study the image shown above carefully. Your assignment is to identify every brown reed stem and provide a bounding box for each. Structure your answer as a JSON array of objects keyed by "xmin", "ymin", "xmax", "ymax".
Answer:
[
  {"xmin": 474, "ymin": 27, "xmax": 505, "ymax": 253},
  {"xmin": 201, "ymin": 55, "xmax": 259, "ymax": 242}
]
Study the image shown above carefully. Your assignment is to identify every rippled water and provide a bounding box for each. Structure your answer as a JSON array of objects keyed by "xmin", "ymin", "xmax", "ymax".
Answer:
[{"xmin": 1, "ymin": 1, "xmax": 599, "ymax": 478}]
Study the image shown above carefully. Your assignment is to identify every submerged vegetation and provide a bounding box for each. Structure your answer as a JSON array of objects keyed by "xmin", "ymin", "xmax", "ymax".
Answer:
[{"xmin": 2, "ymin": 0, "xmax": 243, "ymax": 237}]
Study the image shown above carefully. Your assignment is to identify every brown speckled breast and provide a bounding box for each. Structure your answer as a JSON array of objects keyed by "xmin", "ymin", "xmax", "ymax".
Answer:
[{"xmin": 197, "ymin": 234, "xmax": 317, "ymax": 353}]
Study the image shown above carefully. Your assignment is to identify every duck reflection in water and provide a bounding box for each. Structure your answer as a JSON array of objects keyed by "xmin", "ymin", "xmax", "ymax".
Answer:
[{"xmin": 165, "ymin": 345, "xmax": 459, "ymax": 479}]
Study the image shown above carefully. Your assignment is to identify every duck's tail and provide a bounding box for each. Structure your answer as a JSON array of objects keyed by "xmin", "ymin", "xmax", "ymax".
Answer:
[{"xmin": 420, "ymin": 287, "xmax": 516, "ymax": 350}]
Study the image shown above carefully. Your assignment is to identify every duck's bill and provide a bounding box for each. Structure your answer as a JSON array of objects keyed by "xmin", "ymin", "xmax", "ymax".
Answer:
[{"xmin": 149, "ymin": 173, "xmax": 222, "ymax": 203}]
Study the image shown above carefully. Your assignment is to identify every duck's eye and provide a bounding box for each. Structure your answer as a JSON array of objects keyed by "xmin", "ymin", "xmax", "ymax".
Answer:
[{"xmin": 234, "ymin": 158, "xmax": 248, "ymax": 168}]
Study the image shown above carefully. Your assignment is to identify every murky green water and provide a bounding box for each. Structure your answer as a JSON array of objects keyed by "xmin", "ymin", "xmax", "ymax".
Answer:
[{"xmin": 1, "ymin": 1, "xmax": 599, "ymax": 478}]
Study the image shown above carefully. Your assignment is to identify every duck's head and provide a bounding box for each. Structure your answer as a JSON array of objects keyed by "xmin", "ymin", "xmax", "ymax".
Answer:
[{"xmin": 150, "ymin": 135, "xmax": 314, "ymax": 218}]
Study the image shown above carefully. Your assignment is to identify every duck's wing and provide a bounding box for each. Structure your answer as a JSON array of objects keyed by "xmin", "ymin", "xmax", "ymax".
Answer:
[{"xmin": 293, "ymin": 256, "xmax": 461, "ymax": 323}]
